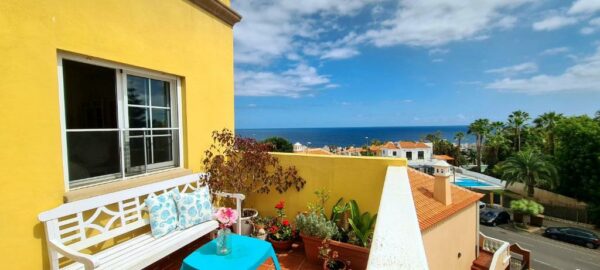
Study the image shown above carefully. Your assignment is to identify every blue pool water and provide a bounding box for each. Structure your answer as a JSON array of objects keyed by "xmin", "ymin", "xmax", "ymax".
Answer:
[{"xmin": 454, "ymin": 178, "xmax": 492, "ymax": 187}]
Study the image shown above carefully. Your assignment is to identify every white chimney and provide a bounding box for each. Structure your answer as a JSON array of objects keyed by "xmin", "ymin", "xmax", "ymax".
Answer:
[{"xmin": 433, "ymin": 160, "xmax": 452, "ymax": 206}]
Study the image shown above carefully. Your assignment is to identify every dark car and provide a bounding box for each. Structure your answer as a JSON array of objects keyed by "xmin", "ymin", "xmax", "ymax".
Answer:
[
  {"xmin": 480, "ymin": 209, "xmax": 510, "ymax": 226},
  {"xmin": 543, "ymin": 227, "xmax": 600, "ymax": 249}
]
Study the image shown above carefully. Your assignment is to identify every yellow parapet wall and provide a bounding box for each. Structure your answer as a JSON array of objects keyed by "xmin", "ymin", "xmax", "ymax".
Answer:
[
  {"xmin": 245, "ymin": 153, "xmax": 408, "ymax": 220},
  {"xmin": 0, "ymin": 1, "xmax": 235, "ymax": 269}
]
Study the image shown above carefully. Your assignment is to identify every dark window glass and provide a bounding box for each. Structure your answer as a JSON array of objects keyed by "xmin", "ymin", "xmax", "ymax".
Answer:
[
  {"xmin": 127, "ymin": 75, "xmax": 148, "ymax": 106},
  {"xmin": 67, "ymin": 131, "xmax": 120, "ymax": 181},
  {"xmin": 128, "ymin": 107, "xmax": 148, "ymax": 128},
  {"xmin": 153, "ymin": 136, "xmax": 173, "ymax": 163},
  {"xmin": 151, "ymin": 108, "xmax": 170, "ymax": 128},
  {"xmin": 63, "ymin": 60, "xmax": 117, "ymax": 129},
  {"xmin": 418, "ymin": 151, "xmax": 425, "ymax": 159},
  {"xmin": 406, "ymin": 152, "xmax": 413, "ymax": 160},
  {"xmin": 151, "ymin": 79, "xmax": 170, "ymax": 107}
]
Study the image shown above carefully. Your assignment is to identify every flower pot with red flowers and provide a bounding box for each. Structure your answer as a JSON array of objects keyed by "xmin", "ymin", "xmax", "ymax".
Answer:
[
  {"xmin": 267, "ymin": 200, "xmax": 294, "ymax": 251},
  {"xmin": 319, "ymin": 239, "xmax": 350, "ymax": 270}
]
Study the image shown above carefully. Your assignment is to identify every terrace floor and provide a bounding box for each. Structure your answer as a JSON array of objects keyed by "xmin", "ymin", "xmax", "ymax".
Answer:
[{"xmin": 146, "ymin": 235, "xmax": 319, "ymax": 270}]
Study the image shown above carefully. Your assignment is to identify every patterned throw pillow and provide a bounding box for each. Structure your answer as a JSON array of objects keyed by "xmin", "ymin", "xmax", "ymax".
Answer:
[
  {"xmin": 172, "ymin": 186, "xmax": 213, "ymax": 229},
  {"xmin": 145, "ymin": 189, "xmax": 179, "ymax": 238}
]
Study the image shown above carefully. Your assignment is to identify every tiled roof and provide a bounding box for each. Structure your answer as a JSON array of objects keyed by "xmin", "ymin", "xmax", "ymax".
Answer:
[
  {"xmin": 407, "ymin": 168, "xmax": 483, "ymax": 231},
  {"xmin": 381, "ymin": 142, "xmax": 398, "ymax": 149},
  {"xmin": 399, "ymin": 141, "xmax": 430, "ymax": 149},
  {"xmin": 432, "ymin": 154, "xmax": 454, "ymax": 161}
]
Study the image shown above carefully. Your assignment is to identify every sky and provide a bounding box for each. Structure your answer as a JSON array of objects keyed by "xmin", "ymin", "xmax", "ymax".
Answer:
[{"xmin": 232, "ymin": 0, "xmax": 600, "ymax": 129}]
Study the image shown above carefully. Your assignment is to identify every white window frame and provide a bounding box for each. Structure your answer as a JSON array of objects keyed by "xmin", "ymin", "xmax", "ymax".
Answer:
[{"xmin": 57, "ymin": 52, "xmax": 184, "ymax": 191}]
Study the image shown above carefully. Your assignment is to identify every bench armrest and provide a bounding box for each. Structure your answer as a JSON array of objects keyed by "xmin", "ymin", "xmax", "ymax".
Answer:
[
  {"xmin": 48, "ymin": 239, "xmax": 98, "ymax": 270},
  {"xmin": 213, "ymin": 192, "xmax": 246, "ymax": 235}
]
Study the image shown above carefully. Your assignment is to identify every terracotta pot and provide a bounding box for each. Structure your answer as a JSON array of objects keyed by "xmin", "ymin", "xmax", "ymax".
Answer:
[
  {"xmin": 530, "ymin": 214, "xmax": 544, "ymax": 227},
  {"xmin": 300, "ymin": 233, "xmax": 324, "ymax": 264},
  {"xmin": 268, "ymin": 237, "xmax": 293, "ymax": 251},
  {"xmin": 329, "ymin": 240, "xmax": 369, "ymax": 270},
  {"xmin": 323, "ymin": 259, "xmax": 348, "ymax": 270}
]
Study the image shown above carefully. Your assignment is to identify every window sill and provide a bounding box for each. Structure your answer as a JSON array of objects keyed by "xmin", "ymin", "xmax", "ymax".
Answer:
[{"xmin": 64, "ymin": 168, "xmax": 193, "ymax": 202}]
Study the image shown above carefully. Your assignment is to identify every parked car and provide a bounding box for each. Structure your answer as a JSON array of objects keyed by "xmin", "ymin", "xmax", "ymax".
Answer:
[
  {"xmin": 543, "ymin": 227, "xmax": 600, "ymax": 249},
  {"xmin": 480, "ymin": 208, "xmax": 510, "ymax": 226}
]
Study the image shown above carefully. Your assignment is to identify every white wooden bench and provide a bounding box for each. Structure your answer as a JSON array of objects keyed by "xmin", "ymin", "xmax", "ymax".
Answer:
[{"xmin": 38, "ymin": 173, "xmax": 245, "ymax": 270}]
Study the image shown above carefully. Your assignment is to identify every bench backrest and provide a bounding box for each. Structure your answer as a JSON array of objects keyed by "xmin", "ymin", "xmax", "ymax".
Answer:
[{"xmin": 38, "ymin": 173, "xmax": 207, "ymax": 252}]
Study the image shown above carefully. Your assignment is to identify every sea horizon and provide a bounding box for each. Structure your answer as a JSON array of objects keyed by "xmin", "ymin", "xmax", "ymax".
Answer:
[{"xmin": 236, "ymin": 125, "xmax": 474, "ymax": 147}]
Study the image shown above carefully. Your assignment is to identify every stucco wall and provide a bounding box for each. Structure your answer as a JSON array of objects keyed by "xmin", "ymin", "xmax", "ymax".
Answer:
[
  {"xmin": 421, "ymin": 204, "xmax": 478, "ymax": 270},
  {"xmin": 0, "ymin": 1, "xmax": 234, "ymax": 268},
  {"xmin": 246, "ymin": 153, "xmax": 408, "ymax": 219}
]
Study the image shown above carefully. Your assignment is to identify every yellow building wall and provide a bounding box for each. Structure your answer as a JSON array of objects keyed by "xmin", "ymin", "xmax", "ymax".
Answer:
[
  {"xmin": 0, "ymin": 1, "xmax": 234, "ymax": 269},
  {"xmin": 421, "ymin": 204, "xmax": 479, "ymax": 270},
  {"xmin": 246, "ymin": 153, "xmax": 408, "ymax": 221}
]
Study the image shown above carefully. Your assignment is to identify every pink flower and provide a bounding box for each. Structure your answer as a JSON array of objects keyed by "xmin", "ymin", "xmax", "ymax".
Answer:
[{"xmin": 215, "ymin": 207, "xmax": 238, "ymax": 228}]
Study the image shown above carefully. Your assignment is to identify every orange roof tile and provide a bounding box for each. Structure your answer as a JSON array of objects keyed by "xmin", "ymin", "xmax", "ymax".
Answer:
[
  {"xmin": 433, "ymin": 154, "xmax": 454, "ymax": 161},
  {"xmin": 407, "ymin": 168, "xmax": 483, "ymax": 231},
  {"xmin": 381, "ymin": 142, "xmax": 398, "ymax": 149},
  {"xmin": 399, "ymin": 141, "xmax": 430, "ymax": 149}
]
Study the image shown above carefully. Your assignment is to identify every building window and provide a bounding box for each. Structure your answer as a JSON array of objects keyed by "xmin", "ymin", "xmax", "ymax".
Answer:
[
  {"xmin": 418, "ymin": 151, "xmax": 424, "ymax": 160},
  {"xmin": 406, "ymin": 151, "xmax": 413, "ymax": 160},
  {"xmin": 60, "ymin": 56, "xmax": 181, "ymax": 189},
  {"xmin": 393, "ymin": 151, "xmax": 397, "ymax": 156}
]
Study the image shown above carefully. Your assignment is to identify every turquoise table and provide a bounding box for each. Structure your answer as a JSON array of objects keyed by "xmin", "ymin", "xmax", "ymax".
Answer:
[{"xmin": 181, "ymin": 234, "xmax": 281, "ymax": 270}]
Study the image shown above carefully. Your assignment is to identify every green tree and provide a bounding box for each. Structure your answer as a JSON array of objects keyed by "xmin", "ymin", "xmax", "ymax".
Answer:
[
  {"xmin": 262, "ymin": 137, "xmax": 293, "ymax": 152},
  {"xmin": 494, "ymin": 149, "xmax": 558, "ymax": 197},
  {"xmin": 468, "ymin": 118, "xmax": 491, "ymax": 172},
  {"xmin": 534, "ymin": 112, "xmax": 564, "ymax": 155},
  {"xmin": 594, "ymin": 110, "xmax": 600, "ymax": 122},
  {"xmin": 454, "ymin": 132, "xmax": 465, "ymax": 166},
  {"xmin": 508, "ymin": 110, "xmax": 531, "ymax": 152},
  {"xmin": 370, "ymin": 139, "xmax": 383, "ymax": 146}
]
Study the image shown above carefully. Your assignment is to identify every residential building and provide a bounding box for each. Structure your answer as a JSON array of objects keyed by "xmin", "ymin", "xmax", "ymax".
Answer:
[
  {"xmin": 1, "ymin": 1, "xmax": 511, "ymax": 269},
  {"xmin": 0, "ymin": 0, "xmax": 239, "ymax": 268}
]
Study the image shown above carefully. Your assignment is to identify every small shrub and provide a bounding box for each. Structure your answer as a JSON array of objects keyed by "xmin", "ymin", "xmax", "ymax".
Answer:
[
  {"xmin": 510, "ymin": 199, "xmax": 544, "ymax": 215},
  {"xmin": 296, "ymin": 212, "xmax": 339, "ymax": 239}
]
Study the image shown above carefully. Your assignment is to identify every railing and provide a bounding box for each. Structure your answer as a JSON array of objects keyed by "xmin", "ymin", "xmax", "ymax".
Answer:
[
  {"xmin": 480, "ymin": 232, "xmax": 511, "ymax": 270},
  {"xmin": 509, "ymin": 243, "xmax": 531, "ymax": 270}
]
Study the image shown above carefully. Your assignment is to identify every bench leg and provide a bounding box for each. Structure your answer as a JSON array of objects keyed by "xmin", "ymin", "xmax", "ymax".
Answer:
[{"xmin": 269, "ymin": 248, "xmax": 281, "ymax": 270}]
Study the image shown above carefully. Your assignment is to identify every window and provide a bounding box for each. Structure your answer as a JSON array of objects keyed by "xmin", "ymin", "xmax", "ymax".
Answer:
[
  {"xmin": 406, "ymin": 151, "xmax": 413, "ymax": 160},
  {"xmin": 392, "ymin": 151, "xmax": 397, "ymax": 156},
  {"xmin": 60, "ymin": 56, "xmax": 181, "ymax": 189},
  {"xmin": 418, "ymin": 151, "xmax": 424, "ymax": 160}
]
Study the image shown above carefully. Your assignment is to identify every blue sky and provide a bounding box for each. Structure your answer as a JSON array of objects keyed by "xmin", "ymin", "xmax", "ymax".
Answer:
[{"xmin": 232, "ymin": 0, "xmax": 600, "ymax": 129}]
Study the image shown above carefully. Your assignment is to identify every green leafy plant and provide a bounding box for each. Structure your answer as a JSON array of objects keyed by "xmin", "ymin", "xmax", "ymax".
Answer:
[
  {"xmin": 346, "ymin": 200, "xmax": 377, "ymax": 247},
  {"xmin": 296, "ymin": 212, "xmax": 339, "ymax": 239},
  {"xmin": 510, "ymin": 199, "xmax": 544, "ymax": 216},
  {"xmin": 307, "ymin": 188, "xmax": 330, "ymax": 216}
]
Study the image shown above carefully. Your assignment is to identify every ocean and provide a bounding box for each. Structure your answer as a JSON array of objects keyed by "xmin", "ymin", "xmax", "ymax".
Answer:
[{"xmin": 236, "ymin": 126, "xmax": 473, "ymax": 147}]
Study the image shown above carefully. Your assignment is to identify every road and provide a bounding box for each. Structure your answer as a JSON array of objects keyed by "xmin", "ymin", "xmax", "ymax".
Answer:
[{"xmin": 480, "ymin": 225, "xmax": 600, "ymax": 270}]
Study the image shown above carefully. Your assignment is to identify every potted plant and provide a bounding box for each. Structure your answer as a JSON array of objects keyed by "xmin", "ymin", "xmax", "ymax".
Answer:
[
  {"xmin": 201, "ymin": 129, "xmax": 306, "ymax": 235},
  {"xmin": 296, "ymin": 189, "xmax": 340, "ymax": 264},
  {"xmin": 267, "ymin": 200, "xmax": 294, "ymax": 251},
  {"xmin": 251, "ymin": 216, "xmax": 271, "ymax": 241},
  {"xmin": 319, "ymin": 239, "xmax": 350, "ymax": 270},
  {"xmin": 328, "ymin": 199, "xmax": 376, "ymax": 270},
  {"xmin": 510, "ymin": 199, "xmax": 544, "ymax": 227}
]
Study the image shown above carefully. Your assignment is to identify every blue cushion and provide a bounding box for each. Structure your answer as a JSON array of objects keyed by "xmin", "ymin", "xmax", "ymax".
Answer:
[
  {"xmin": 145, "ymin": 189, "xmax": 179, "ymax": 238},
  {"xmin": 172, "ymin": 186, "xmax": 213, "ymax": 229}
]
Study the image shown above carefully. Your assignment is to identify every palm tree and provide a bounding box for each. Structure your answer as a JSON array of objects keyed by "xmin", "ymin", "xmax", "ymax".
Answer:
[
  {"xmin": 494, "ymin": 149, "xmax": 557, "ymax": 197},
  {"xmin": 454, "ymin": 132, "xmax": 465, "ymax": 166},
  {"xmin": 508, "ymin": 110, "xmax": 530, "ymax": 152},
  {"xmin": 486, "ymin": 133, "xmax": 510, "ymax": 165},
  {"xmin": 468, "ymin": 118, "xmax": 491, "ymax": 172},
  {"xmin": 533, "ymin": 112, "xmax": 564, "ymax": 155}
]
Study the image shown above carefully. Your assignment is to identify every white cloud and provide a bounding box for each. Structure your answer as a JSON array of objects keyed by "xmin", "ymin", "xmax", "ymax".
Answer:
[
  {"xmin": 568, "ymin": 0, "xmax": 600, "ymax": 15},
  {"xmin": 486, "ymin": 46, "xmax": 600, "ymax": 93},
  {"xmin": 581, "ymin": 27, "xmax": 596, "ymax": 35},
  {"xmin": 580, "ymin": 17, "xmax": 600, "ymax": 35},
  {"xmin": 532, "ymin": 16, "xmax": 578, "ymax": 31},
  {"xmin": 321, "ymin": 47, "xmax": 360, "ymax": 60},
  {"xmin": 235, "ymin": 64, "xmax": 331, "ymax": 97},
  {"xmin": 495, "ymin": 16, "xmax": 518, "ymax": 29},
  {"xmin": 485, "ymin": 62, "xmax": 538, "ymax": 76},
  {"xmin": 233, "ymin": 0, "xmax": 374, "ymax": 65},
  {"xmin": 540, "ymin": 47, "xmax": 570, "ymax": 56},
  {"xmin": 362, "ymin": 0, "xmax": 531, "ymax": 47},
  {"xmin": 428, "ymin": 48, "xmax": 449, "ymax": 55}
]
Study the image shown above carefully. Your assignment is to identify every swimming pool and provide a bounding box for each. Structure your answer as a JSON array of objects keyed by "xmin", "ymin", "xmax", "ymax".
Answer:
[{"xmin": 454, "ymin": 178, "xmax": 492, "ymax": 188}]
